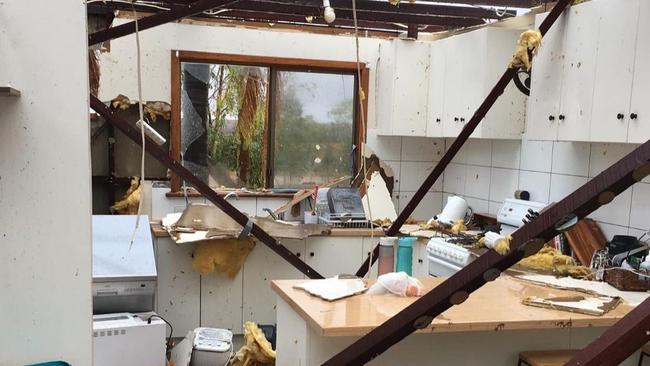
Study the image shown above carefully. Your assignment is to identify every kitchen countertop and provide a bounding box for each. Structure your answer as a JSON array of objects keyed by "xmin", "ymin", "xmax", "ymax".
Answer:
[
  {"xmin": 271, "ymin": 275, "xmax": 634, "ymax": 337},
  {"xmin": 149, "ymin": 221, "xmax": 385, "ymax": 238}
]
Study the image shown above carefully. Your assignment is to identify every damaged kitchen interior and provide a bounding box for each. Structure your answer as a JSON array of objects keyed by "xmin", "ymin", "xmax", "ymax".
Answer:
[{"xmin": 3, "ymin": 0, "xmax": 650, "ymax": 365}]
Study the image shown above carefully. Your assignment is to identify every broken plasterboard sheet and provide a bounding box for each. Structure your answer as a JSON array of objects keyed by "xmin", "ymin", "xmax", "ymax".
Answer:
[
  {"xmin": 522, "ymin": 295, "xmax": 621, "ymax": 316},
  {"xmin": 294, "ymin": 277, "xmax": 368, "ymax": 301},
  {"xmin": 516, "ymin": 274, "xmax": 650, "ymax": 306},
  {"xmin": 362, "ymin": 171, "xmax": 397, "ymax": 222}
]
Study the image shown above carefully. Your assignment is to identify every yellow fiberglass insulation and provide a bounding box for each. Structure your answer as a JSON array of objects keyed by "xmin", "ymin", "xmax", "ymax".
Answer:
[
  {"xmin": 111, "ymin": 177, "xmax": 141, "ymax": 215},
  {"xmin": 192, "ymin": 238, "xmax": 255, "ymax": 278},
  {"xmin": 517, "ymin": 245, "xmax": 593, "ymax": 279},
  {"xmin": 231, "ymin": 321, "xmax": 276, "ymax": 366},
  {"xmin": 450, "ymin": 219, "xmax": 467, "ymax": 234},
  {"xmin": 509, "ymin": 29, "xmax": 542, "ymax": 71}
]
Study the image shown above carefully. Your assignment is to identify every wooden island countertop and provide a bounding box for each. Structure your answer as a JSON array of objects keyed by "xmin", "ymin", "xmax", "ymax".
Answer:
[{"xmin": 271, "ymin": 275, "xmax": 634, "ymax": 337}]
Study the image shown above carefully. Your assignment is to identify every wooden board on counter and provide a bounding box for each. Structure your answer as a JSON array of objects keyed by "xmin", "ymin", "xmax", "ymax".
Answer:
[{"xmin": 271, "ymin": 276, "xmax": 633, "ymax": 337}]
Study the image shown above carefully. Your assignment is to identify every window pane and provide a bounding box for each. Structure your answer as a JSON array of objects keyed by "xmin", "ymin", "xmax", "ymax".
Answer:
[
  {"xmin": 180, "ymin": 62, "xmax": 268, "ymax": 189},
  {"xmin": 272, "ymin": 71, "xmax": 355, "ymax": 188}
]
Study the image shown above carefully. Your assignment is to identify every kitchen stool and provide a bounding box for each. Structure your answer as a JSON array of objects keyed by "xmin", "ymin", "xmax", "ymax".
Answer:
[{"xmin": 518, "ymin": 350, "xmax": 577, "ymax": 366}]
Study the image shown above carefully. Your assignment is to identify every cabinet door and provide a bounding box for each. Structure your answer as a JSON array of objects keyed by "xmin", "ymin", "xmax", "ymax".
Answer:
[
  {"xmin": 375, "ymin": 41, "xmax": 396, "ymax": 135},
  {"xmin": 558, "ymin": 2, "xmax": 600, "ymax": 141},
  {"xmin": 391, "ymin": 41, "xmax": 429, "ymax": 136},
  {"xmin": 242, "ymin": 239, "xmax": 305, "ymax": 327},
  {"xmin": 628, "ymin": 0, "xmax": 650, "ymax": 144},
  {"xmin": 412, "ymin": 241, "xmax": 430, "ymax": 278},
  {"xmin": 459, "ymin": 30, "xmax": 485, "ymax": 138},
  {"xmin": 525, "ymin": 12, "xmax": 567, "ymax": 140},
  {"xmin": 305, "ymin": 237, "xmax": 364, "ymax": 278},
  {"xmin": 590, "ymin": 0, "xmax": 640, "ymax": 142},
  {"xmin": 427, "ymin": 41, "xmax": 446, "ymax": 137},
  {"xmin": 443, "ymin": 36, "xmax": 465, "ymax": 137}
]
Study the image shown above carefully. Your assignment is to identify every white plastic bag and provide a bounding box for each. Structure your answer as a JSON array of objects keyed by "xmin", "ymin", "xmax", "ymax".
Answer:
[{"xmin": 367, "ymin": 272, "xmax": 425, "ymax": 297}]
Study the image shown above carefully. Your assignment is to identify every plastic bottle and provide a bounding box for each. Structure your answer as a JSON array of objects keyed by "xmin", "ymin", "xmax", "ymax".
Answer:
[
  {"xmin": 396, "ymin": 236, "xmax": 417, "ymax": 276},
  {"xmin": 378, "ymin": 237, "xmax": 398, "ymax": 275}
]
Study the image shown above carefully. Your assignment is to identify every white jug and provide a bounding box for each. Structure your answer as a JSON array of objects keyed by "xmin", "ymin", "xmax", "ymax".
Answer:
[{"xmin": 436, "ymin": 196, "xmax": 472, "ymax": 225}]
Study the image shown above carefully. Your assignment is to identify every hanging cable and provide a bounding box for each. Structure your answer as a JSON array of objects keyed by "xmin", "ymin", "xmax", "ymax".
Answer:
[
  {"xmin": 129, "ymin": 0, "xmax": 147, "ymax": 250},
  {"xmin": 350, "ymin": 0, "xmax": 375, "ymax": 279}
]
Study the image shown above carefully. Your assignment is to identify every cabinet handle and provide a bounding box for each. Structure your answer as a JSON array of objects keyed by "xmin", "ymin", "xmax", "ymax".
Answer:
[
  {"xmin": 310, "ymin": 252, "xmax": 315, "ymax": 257},
  {"xmin": 296, "ymin": 252, "xmax": 301, "ymax": 258},
  {"xmin": 548, "ymin": 115, "xmax": 555, "ymax": 121},
  {"xmin": 558, "ymin": 114, "xmax": 565, "ymax": 121},
  {"xmin": 418, "ymin": 259, "xmax": 423, "ymax": 263},
  {"xmin": 454, "ymin": 117, "xmax": 459, "ymax": 122},
  {"xmin": 630, "ymin": 113, "xmax": 638, "ymax": 120},
  {"xmin": 460, "ymin": 117, "xmax": 466, "ymax": 123},
  {"xmin": 436, "ymin": 118, "xmax": 441, "ymax": 123},
  {"xmin": 617, "ymin": 113, "xmax": 625, "ymax": 120}
]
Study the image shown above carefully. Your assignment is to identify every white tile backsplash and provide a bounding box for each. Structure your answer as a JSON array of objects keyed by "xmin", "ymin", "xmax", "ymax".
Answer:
[
  {"xmin": 489, "ymin": 168, "xmax": 519, "ymax": 202},
  {"xmin": 383, "ymin": 160, "xmax": 401, "ymax": 193},
  {"xmin": 518, "ymin": 170, "xmax": 551, "ymax": 203},
  {"xmin": 399, "ymin": 191, "xmax": 442, "ymax": 220},
  {"xmin": 549, "ymin": 174, "xmax": 588, "ymax": 202},
  {"xmin": 465, "ymin": 139, "xmax": 492, "ymax": 166},
  {"xmin": 401, "ymin": 137, "xmax": 444, "ymax": 162},
  {"xmin": 464, "ymin": 165, "xmax": 491, "ymax": 200},
  {"xmin": 366, "ymin": 130, "xmax": 401, "ymax": 161},
  {"xmin": 551, "ymin": 141, "xmax": 590, "ymax": 176},
  {"xmin": 520, "ymin": 140, "xmax": 553, "ymax": 172},
  {"xmin": 400, "ymin": 161, "xmax": 442, "ymax": 192},
  {"xmin": 443, "ymin": 163, "xmax": 466, "ymax": 195},
  {"xmin": 589, "ymin": 189, "xmax": 632, "ymax": 227},
  {"xmin": 588, "ymin": 143, "xmax": 638, "ymax": 177},
  {"xmin": 630, "ymin": 183, "xmax": 650, "ymax": 230},
  {"xmin": 491, "ymin": 140, "xmax": 521, "ymax": 169}
]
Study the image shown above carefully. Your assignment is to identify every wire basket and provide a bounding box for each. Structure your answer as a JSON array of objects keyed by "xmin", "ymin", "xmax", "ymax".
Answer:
[{"xmin": 318, "ymin": 213, "xmax": 371, "ymax": 229}]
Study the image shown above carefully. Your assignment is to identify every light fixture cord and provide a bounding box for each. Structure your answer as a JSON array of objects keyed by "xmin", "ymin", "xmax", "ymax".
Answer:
[
  {"xmin": 129, "ymin": 1, "xmax": 146, "ymax": 250},
  {"xmin": 351, "ymin": 0, "xmax": 374, "ymax": 279}
]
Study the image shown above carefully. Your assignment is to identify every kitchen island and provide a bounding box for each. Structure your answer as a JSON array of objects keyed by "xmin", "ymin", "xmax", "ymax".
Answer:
[{"xmin": 273, "ymin": 275, "xmax": 640, "ymax": 365}]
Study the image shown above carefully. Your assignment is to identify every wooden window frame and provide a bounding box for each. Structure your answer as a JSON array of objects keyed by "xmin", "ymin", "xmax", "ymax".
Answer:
[{"xmin": 170, "ymin": 50, "xmax": 369, "ymax": 193}]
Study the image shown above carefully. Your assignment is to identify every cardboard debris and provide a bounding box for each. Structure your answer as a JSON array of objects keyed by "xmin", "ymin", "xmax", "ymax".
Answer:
[
  {"xmin": 522, "ymin": 294, "xmax": 621, "ymax": 316},
  {"xmin": 293, "ymin": 277, "xmax": 368, "ymax": 301},
  {"xmin": 362, "ymin": 171, "xmax": 397, "ymax": 222},
  {"xmin": 163, "ymin": 203, "xmax": 330, "ymax": 243}
]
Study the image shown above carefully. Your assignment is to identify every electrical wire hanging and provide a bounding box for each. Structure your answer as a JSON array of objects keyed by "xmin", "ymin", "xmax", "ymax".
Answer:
[
  {"xmin": 350, "ymin": 0, "xmax": 375, "ymax": 279},
  {"xmin": 129, "ymin": 0, "xmax": 147, "ymax": 250}
]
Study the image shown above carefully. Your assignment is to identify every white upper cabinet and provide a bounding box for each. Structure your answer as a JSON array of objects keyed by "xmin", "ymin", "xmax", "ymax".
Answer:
[
  {"xmin": 377, "ymin": 39, "xmax": 430, "ymax": 137},
  {"xmin": 427, "ymin": 40, "xmax": 446, "ymax": 137},
  {"xmin": 379, "ymin": 28, "xmax": 526, "ymax": 139},
  {"xmin": 525, "ymin": 11, "xmax": 567, "ymax": 140},
  {"xmin": 557, "ymin": 2, "xmax": 599, "ymax": 141},
  {"xmin": 442, "ymin": 28, "xmax": 526, "ymax": 139},
  {"xmin": 526, "ymin": 0, "xmax": 647, "ymax": 144},
  {"xmin": 589, "ymin": 0, "xmax": 640, "ymax": 142},
  {"xmin": 627, "ymin": 0, "xmax": 650, "ymax": 144}
]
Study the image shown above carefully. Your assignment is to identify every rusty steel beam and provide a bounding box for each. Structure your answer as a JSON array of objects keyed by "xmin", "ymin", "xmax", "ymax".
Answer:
[
  {"xmin": 566, "ymin": 297, "xmax": 650, "ymax": 365},
  {"xmin": 89, "ymin": 95, "xmax": 324, "ymax": 280},
  {"xmin": 355, "ymin": 0, "xmax": 571, "ymax": 278},
  {"xmin": 218, "ymin": 8, "xmax": 484, "ymax": 27},
  {"xmin": 327, "ymin": 132, "xmax": 650, "ymax": 364},
  {"xmin": 88, "ymin": 0, "xmax": 241, "ymax": 46}
]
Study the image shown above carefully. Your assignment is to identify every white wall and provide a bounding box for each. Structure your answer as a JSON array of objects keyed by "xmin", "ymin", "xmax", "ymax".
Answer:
[
  {"xmin": 0, "ymin": 1, "xmax": 93, "ymax": 365},
  {"xmin": 99, "ymin": 17, "xmax": 386, "ymax": 130}
]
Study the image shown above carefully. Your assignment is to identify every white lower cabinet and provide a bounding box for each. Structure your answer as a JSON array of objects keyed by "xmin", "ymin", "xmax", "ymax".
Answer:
[
  {"xmin": 412, "ymin": 240, "xmax": 430, "ymax": 278},
  {"xmin": 305, "ymin": 237, "xmax": 364, "ymax": 278},
  {"xmin": 242, "ymin": 239, "xmax": 306, "ymax": 328}
]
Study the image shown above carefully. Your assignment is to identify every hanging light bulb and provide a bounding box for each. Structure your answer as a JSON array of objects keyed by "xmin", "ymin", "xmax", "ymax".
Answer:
[{"xmin": 323, "ymin": 0, "xmax": 336, "ymax": 23}]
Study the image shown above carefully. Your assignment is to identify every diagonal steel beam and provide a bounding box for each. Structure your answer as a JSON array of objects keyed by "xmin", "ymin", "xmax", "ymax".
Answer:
[
  {"xmin": 89, "ymin": 95, "xmax": 324, "ymax": 280},
  {"xmin": 566, "ymin": 296, "xmax": 650, "ymax": 365},
  {"xmin": 326, "ymin": 131, "xmax": 650, "ymax": 364},
  {"xmin": 355, "ymin": 0, "xmax": 571, "ymax": 278},
  {"xmin": 88, "ymin": 0, "xmax": 240, "ymax": 46}
]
